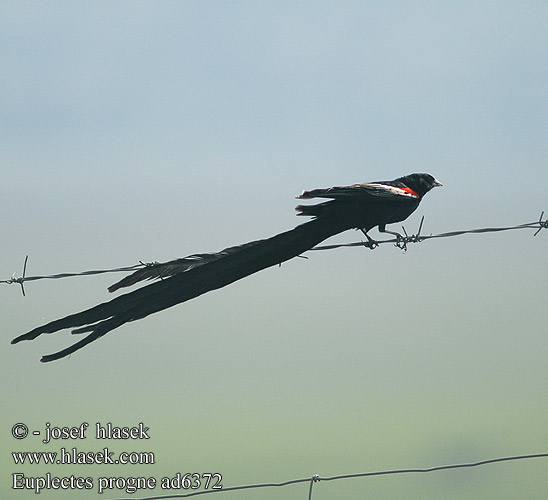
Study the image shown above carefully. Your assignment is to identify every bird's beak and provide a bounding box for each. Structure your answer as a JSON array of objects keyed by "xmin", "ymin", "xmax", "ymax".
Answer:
[{"xmin": 433, "ymin": 178, "xmax": 443, "ymax": 187}]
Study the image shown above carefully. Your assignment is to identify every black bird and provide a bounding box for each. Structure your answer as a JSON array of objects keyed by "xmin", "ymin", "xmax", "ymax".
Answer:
[{"xmin": 12, "ymin": 173, "xmax": 441, "ymax": 362}]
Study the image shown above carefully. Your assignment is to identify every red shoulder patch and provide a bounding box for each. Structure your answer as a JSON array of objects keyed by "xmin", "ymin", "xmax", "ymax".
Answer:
[{"xmin": 400, "ymin": 186, "xmax": 420, "ymax": 198}]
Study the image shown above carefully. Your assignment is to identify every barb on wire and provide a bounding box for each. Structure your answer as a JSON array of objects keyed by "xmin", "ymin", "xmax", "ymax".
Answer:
[
  {"xmin": 311, "ymin": 211, "xmax": 547, "ymax": 252},
  {"xmin": 4, "ymin": 255, "xmax": 30, "ymax": 296},
  {"xmin": 308, "ymin": 474, "xmax": 320, "ymax": 500},
  {"xmin": 534, "ymin": 210, "xmax": 546, "ymax": 236},
  {"xmin": 106, "ymin": 452, "xmax": 548, "ymax": 500}
]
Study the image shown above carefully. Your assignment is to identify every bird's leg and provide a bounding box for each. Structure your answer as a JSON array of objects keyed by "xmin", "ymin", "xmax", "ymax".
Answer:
[
  {"xmin": 378, "ymin": 224, "xmax": 407, "ymax": 250},
  {"xmin": 378, "ymin": 224, "xmax": 403, "ymax": 239},
  {"xmin": 360, "ymin": 229, "xmax": 378, "ymax": 249}
]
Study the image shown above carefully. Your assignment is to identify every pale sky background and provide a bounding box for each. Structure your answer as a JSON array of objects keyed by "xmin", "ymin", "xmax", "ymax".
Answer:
[{"xmin": 1, "ymin": 2, "xmax": 547, "ymax": 499}]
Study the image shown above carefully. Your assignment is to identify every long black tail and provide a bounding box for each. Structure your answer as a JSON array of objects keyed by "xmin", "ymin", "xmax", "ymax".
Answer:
[{"xmin": 12, "ymin": 216, "xmax": 352, "ymax": 362}]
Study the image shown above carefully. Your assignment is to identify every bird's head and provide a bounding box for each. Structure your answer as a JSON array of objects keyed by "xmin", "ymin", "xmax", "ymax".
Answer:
[{"xmin": 400, "ymin": 173, "xmax": 442, "ymax": 198}]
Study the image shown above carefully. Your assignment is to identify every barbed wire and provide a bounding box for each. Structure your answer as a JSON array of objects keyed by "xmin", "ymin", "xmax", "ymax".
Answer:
[
  {"xmin": 311, "ymin": 210, "xmax": 547, "ymax": 251},
  {"xmin": 0, "ymin": 259, "xmax": 154, "ymax": 296},
  {"xmin": 107, "ymin": 452, "xmax": 548, "ymax": 500},
  {"xmin": 2, "ymin": 212, "xmax": 546, "ymax": 296}
]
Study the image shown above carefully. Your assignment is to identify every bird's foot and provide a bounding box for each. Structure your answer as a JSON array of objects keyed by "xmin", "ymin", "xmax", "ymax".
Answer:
[
  {"xmin": 394, "ymin": 234, "xmax": 407, "ymax": 252},
  {"xmin": 360, "ymin": 229, "xmax": 379, "ymax": 250},
  {"xmin": 379, "ymin": 227, "xmax": 408, "ymax": 252}
]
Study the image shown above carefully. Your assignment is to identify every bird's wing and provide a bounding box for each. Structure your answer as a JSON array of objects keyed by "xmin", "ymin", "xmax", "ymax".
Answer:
[{"xmin": 297, "ymin": 182, "xmax": 420, "ymax": 201}]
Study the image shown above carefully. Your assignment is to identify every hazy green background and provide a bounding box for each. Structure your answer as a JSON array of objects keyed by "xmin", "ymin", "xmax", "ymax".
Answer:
[{"xmin": 1, "ymin": 1, "xmax": 547, "ymax": 499}]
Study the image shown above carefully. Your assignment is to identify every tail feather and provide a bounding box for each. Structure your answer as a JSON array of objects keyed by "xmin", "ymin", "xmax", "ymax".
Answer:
[
  {"xmin": 13, "ymin": 217, "xmax": 350, "ymax": 362},
  {"xmin": 108, "ymin": 240, "xmax": 262, "ymax": 292}
]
